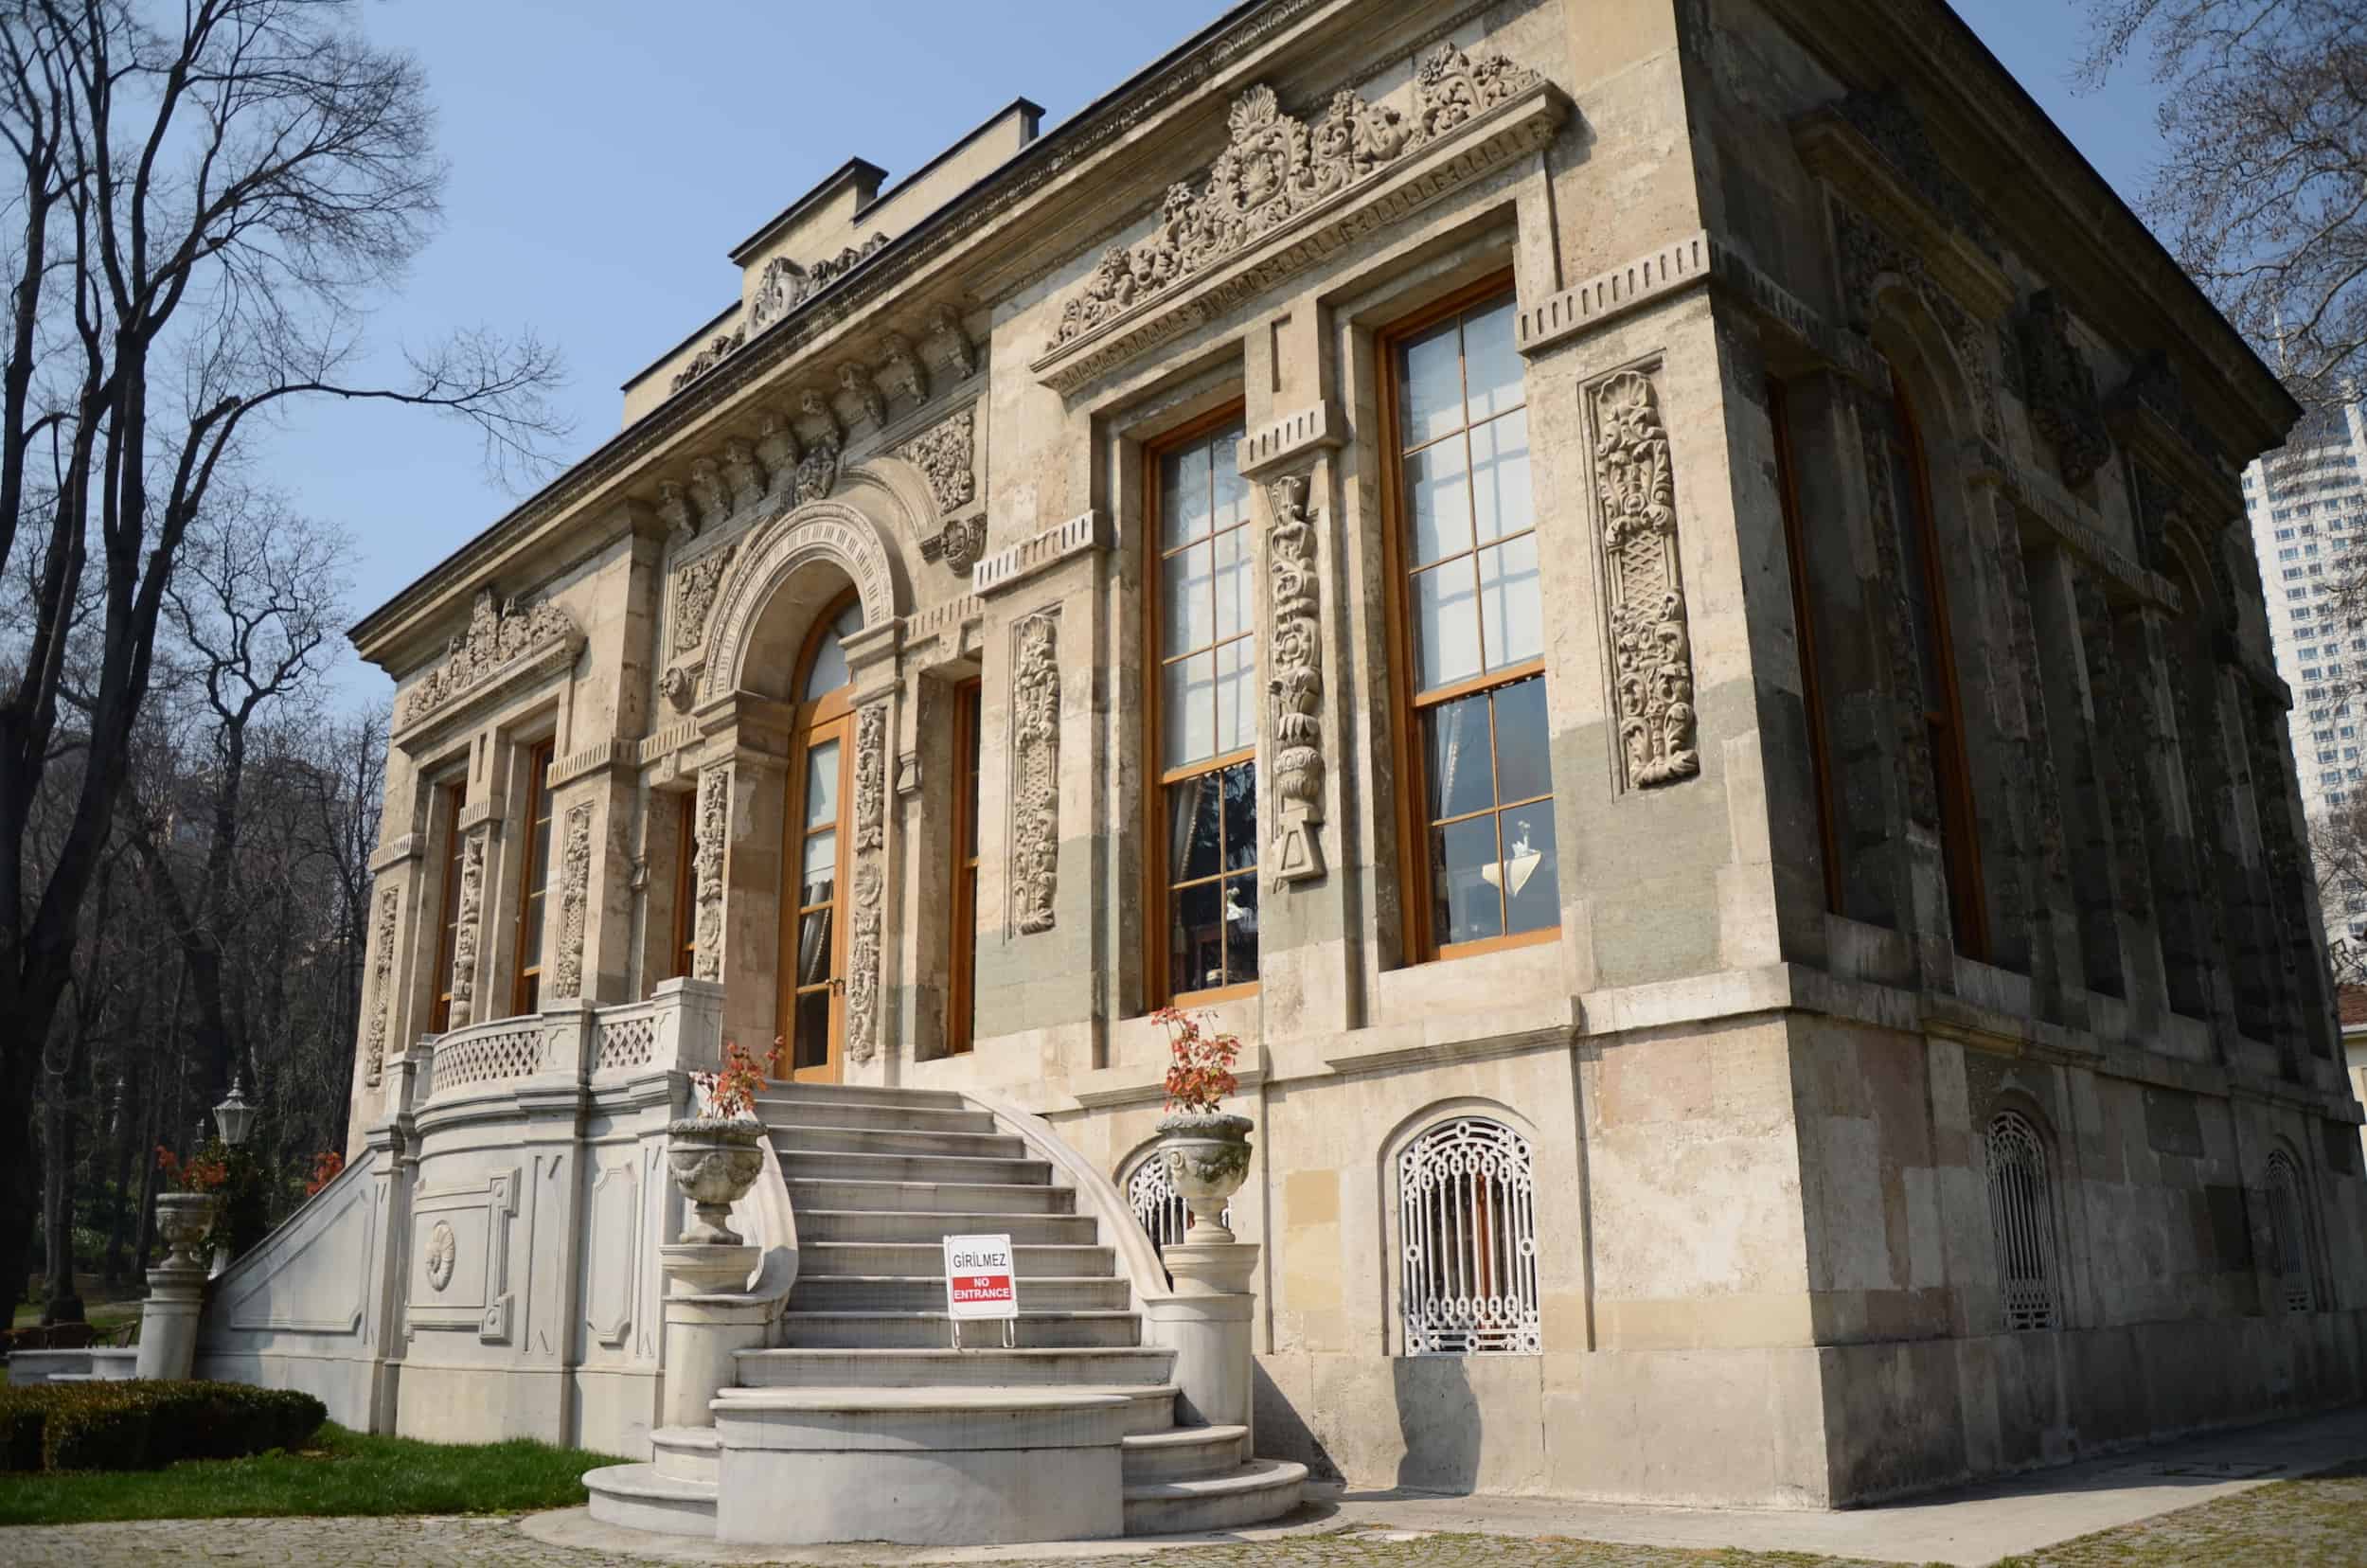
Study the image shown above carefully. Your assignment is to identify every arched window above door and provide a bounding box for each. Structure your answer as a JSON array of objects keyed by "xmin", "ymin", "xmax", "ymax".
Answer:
[{"xmin": 801, "ymin": 597, "xmax": 863, "ymax": 701}]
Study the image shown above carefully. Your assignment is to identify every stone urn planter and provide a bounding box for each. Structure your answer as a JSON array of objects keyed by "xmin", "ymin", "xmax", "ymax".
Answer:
[
  {"xmin": 153, "ymin": 1192, "xmax": 219, "ymax": 1272},
  {"xmin": 1157, "ymin": 1111, "xmax": 1254, "ymax": 1243},
  {"xmin": 667, "ymin": 1118, "xmax": 766, "ymax": 1246}
]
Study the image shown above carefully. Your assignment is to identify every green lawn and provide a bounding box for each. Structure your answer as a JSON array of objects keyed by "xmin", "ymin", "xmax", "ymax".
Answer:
[{"xmin": 0, "ymin": 1422, "xmax": 621, "ymax": 1526}]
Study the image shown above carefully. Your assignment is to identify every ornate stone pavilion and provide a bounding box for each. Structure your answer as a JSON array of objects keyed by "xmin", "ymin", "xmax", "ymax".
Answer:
[{"xmin": 189, "ymin": 0, "xmax": 2367, "ymax": 1521}]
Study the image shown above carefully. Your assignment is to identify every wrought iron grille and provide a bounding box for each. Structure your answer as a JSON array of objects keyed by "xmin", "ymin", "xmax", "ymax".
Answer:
[
  {"xmin": 1982, "ymin": 1110, "xmax": 2060, "ymax": 1331},
  {"xmin": 1125, "ymin": 1153, "xmax": 1226, "ymax": 1251},
  {"xmin": 2266, "ymin": 1150, "xmax": 2318, "ymax": 1314},
  {"xmin": 1397, "ymin": 1116, "xmax": 1540, "ymax": 1355}
]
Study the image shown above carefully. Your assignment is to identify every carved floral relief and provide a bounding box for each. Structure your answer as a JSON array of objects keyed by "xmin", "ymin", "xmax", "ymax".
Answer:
[
  {"xmin": 846, "ymin": 862, "xmax": 882, "ymax": 1064},
  {"xmin": 449, "ymin": 828, "xmax": 489, "ymax": 1025},
  {"xmin": 672, "ymin": 543, "xmax": 739, "ymax": 658},
  {"xmin": 2016, "ymin": 290, "xmax": 2110, "ymax": 490},
  {"xmin": 1045, "ymin": 45, "xmax": 1541, "ymax": 352},
  {"xmin": 1593, "ymin": 370, "xmax": 1700, "ymax": 789},
  {"xmin": 1266, "ymin": 473, "xmax": 1326, "ymax": 881},
  {"xmin": 1011, "ymin": 613, "xmax": 1061, "ymax": 935},
  {"xmin": 552, "ymin": 800, "xmax": 595, "ymax": 1001},
  {"xmin": 855, "ymin": 704, "xmax": 886, "ymax": 852},
  {"xmin": 901, "ymin": 407, "xmax": 977, "ymax": 517},
  {"xmin": 691, "ymin": 766, "xmax": 729, "ymax": 983},
  {"xmin": 364, "ymin": 884, "xmax": 399, "ymax": 1088},
  {"xmin": 399, "ymin": 590, "xmax": 581, "ymax": 731}
]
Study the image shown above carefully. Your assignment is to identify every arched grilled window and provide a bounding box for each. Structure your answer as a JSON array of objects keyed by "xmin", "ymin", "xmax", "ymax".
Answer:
[
  {"xmin": 1397, "ymin": 1116, "xmax": 1539, "ymax": 1355},
  {"xmin": 1124, "ymin": 1152, "xmax": 1225, "ymax": 1251},
  {"xmin": 2266, "ymin": 1149, "xmax": 2319, "ymax": 1313},
  {"xmin": 1983, "ymin": 1110, "xmax": 2060, "ymax": 1331}
]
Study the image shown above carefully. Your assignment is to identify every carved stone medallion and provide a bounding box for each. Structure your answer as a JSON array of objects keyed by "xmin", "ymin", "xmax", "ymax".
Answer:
[{"xmin": 425, "ymin": 1221, "xmax": 457, "ymax": 1292}]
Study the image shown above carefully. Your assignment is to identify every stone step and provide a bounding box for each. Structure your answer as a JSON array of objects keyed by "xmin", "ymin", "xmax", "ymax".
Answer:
[
  {"xmin": 717, "ymin": 1379, "xmax": 1181, "ymax": 1439},
  {"xmin": 1120, "ymin": 1423, "xmax": 1251, "ymax": 1485},
  {"xmin": 783, "ymin": 1178, "xmax": 1076, "ymax": 1215},
  {"xmin": 769, "ymin": 1123, "xmax": 1027, "ymax": 1160},
  {"xmin": 794, "ymin": 1207, "xmax": 1098, "ymax": 1244},
  {"xmin": 799, "ymin": 1240, "xmax": 1116, "ymax": 1278},
  {"xmin": 756, "ymin": 1082, "xmax": 970, "ymax": 1112},
  {"xmin": 650, "ymin": 1424, "xmax": 719, "ymax": 1485},
  {"xmin": 734, "ymin": 1345, "xmax": 1176, "ymax": 1392},
  {"xmin": 1123, "ymin": 1457, "xmax": 1309, "ymax": 1536},
  {"xmin": 755, "ymin": 1096, "xmax": 996, "ymax": 1135},
  {"xmin": 776, "ymin": 1310, "xmax": 1142, "ymax": 1349},
  {"xmin": 790, "ymin": 1274, "xmax": 1131, "ymax": 1313},
  {"xmin": 710, "ymin": 1384, "xmax": 1139, "ymax": 1450},
  {"xmin": 778, "ymin": 1149, "xmax": 1052, "ymax": 1186},
  {"xmin": 583, "ymin": 1461, "xmax": 717, "ymax": 1538}
]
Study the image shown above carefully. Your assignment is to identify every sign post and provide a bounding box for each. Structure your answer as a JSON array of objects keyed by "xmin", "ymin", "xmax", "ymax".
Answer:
[{"xmin": 942, "ymin": 1233, "xmax": 1018, "ymax": 1349}]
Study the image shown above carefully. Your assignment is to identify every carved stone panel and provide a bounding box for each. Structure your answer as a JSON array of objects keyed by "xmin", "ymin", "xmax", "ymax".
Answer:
[
  {"xmin": 691, "ymin": 765, "xmax": 729, "ymax": 983},
  {"xmin": 2017, "ymin": 290, "xmax": 2110, "ymax": 490},
  {"xmin": 449, "ymin": 828, "xmax": 489, "ymax": 1025},
  {"xmin": 1861, "ymin": 392, "xmax": 1940, "ymax": 828},
  {"xmin": 552, "ymin": 800, "xmax": 595, "ymax": 1001},
  {"xmin": 667, "ymin": 541, "xmax": 739, "ymax": 707},
  {"xmin": 1266, "ymin": 473, "xmax": 1326, "ymax": 881},
  {"xmin": 1590, "ymin": 368, "xmax": 1700, "ymax": 790},
  {"xmin": 364, "ymin": 884, "xmax": 399, "ymax": 1087},
  {"xmin": 901, "ymin": 407, "xmax": 977, "ymax": 517},
  {"xmin": 855, "ymin": 704, "xmax": 886, "ymax": 852},
  {"xmin": 846, "ymin": 862, "xmax": 882, "ymax": 1064},
  {"xmin": 398, "ymin": 590, "xmax": 582, "ymax": 733},
  {"xmin": 1011, "ymin": 613, "xmax": 1061, "ymax": 935}
]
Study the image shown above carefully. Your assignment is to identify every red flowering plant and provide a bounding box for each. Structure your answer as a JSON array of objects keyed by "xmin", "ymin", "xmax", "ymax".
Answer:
[
  {"xmin": 155, "ymin": 1142, "xmax": 230, "ymax": 1195},
  {"xmin": 691, "ymin": 1037, "xmax": 772, "ymax": 1122},
  {"xmin": 1155, "ymin": 1007, "xmax": 1241, "ymax": 1115},
  {"xmin": 305, "ymin": 1149, "xmax": 347, "ymax": 1197}
]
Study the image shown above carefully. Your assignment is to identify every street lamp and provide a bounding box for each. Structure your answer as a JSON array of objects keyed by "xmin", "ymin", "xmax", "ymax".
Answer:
[{"xmin": 213, "ymin": 1075, "xmax": 256, "ymax": 1149}]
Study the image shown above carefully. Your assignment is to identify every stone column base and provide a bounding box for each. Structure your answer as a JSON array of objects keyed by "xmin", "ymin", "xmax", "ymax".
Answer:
[
  {"xmin": 1147, "ymin": 1240, "xmax": 1258, "ymax": 1431},
  {"xmin": 659, "ymin": 1243, "xmax": 771, "ymax": 1430},
  {"xmin": 134, "ymin": 1264, "xmax": 208, "ymax": 1381}
]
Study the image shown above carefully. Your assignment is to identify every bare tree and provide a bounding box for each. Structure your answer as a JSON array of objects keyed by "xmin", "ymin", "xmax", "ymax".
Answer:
[
  {"xmin": 2079, "ymin": 0, "xmax": 2367, "ymax": 404},
  {"xmin": 0, "ymin": 0, "xmax": 566, "ymax": 1324}
]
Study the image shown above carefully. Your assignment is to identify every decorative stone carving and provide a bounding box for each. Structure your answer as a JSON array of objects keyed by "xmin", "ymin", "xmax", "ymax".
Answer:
[
  {"xmin": 552, "ymin": 800, "xmax": 595, "ymax": 1001},
  {"xmin": 1046, "ymin": 45, "xmax": 1539, "ymax": 353},
  {"xmin": 670, "ymin": 328, "xmax": 744, "ymax": 395},
  {"xmin": 657, "ymin": 480, "xmax": 695, "ymax": 543},
  {"xmin": 722, "ymin": 439, "xmax": 766, "ymax": 511},
  {"xmin": 839, "ymin": 363, "xmax": 887, "ymax": 429},
  {"xmin": 1266, "ymin": 473, "xmax": 1326, "ymax": 881},
  {"xmin": 845, "ymin": 861, "xmax": 882, "ymax": 1064},
  {"xmin": 1860, "ymin": 397, "xmax": 1940, "ymax": 828},
  {"xmin": 792, "ymin": 437, "xmax": 842, "ymax": 508},
  {"xmin": 399, "ymin": 589, "xmax": 582, "ymax": 731},
  {"xmin": 921, "ymin": 514, "xmax": 988, "ymax": 576},
  {"xmin": 1834, "ymin": 203, "xmax": 2001, "ymax": 442},
  {"xmin": 1592, "ymin": 370, "xmax": 1700, "ymax": 790},
  {"xmin": 672, "ymin": 543, "xmax": 739, "ymax": 657},
  {"xmin": 900, "ymin": 408, "xmax": 976, "ymax": 516},
  {"xmin": 660, "ymin": 665, "xmax": 697, "ymax": 712},
  {"xmin": 691, "ymin": 766, "xmax": 728, "ymax": 983},
  {"xmin": 449, "ymin": 828, "xmax": 488, "ymax": 1024},
  {"xmin": 688, "ymin": 457, "xmax": 728, "ymax": 529},
  {"xmin": 1011, "ymin": 612, "xmax": 1061, "ymax": 935},
  {"xmin": 747, "ymin": 234, "xmax": 890, "ymax": 336},
  {"xmin": 896, "ymin": 751, "xmax": 922, "ymax": 797},
  {"xmin": 880, "ymin": 332, "xmax": 928, "ymax": 405},
  {"xmin": 2017, "ymin": 290, "xmax": 2110, "ymax": 490},
  {"xmin": 931, "ymin": 303, "xmax": 975, "ymax": 381},
  {"xmin": 801, "ymin": 388, "xmax": 845, "ymax": 447},
  {"xmin": 854, "ymin": 704, "xmax": 886, "ymax": 851},
  {"xmin": 425, "ymin": 1221, "xmax": 457, "ymax": 1292},
  {"xmin": 1829, "ymin": 87, "xmax": 1999, "ymax": 258},
  {"xmin": 756, "ymin": 408, "xmax": 800, "ymax": 483},
  {"xmin": 363, "ymin": 884, "xmax": 398, "ymax": 1088}
]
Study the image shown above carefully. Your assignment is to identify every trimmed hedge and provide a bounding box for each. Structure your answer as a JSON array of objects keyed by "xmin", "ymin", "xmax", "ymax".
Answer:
[{"xmin": 0, "ymin": 1381, "xmax": 325, "ymax": 1472}]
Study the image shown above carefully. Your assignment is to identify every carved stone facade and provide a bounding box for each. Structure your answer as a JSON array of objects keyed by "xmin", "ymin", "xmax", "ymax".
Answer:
[
  {"xmin": 900, "ymin": 407, "xmax": 976, "ymax": 517},
  {"xmin": 448, "ymin": 829, "xmax": 488, "ymax": 1026},
  {"xmin": 1592, "ymin": 369, "xmax": 1699, "ymax": 790},
  {"xmin": 1266, "ymin": 474, "xmax": 1326, "ymax": 879},
  {"xmin": 398, "ymin": 590, "xmax": 580, "ymax": 732},
  {"xmin": 553, "ymin": 801, "xmax": 596, "ymax": 1001},
  {"xmin": 690, "ymin": 766, "xmax": 728, "ymax": 984},
  {"xmin": 1010, "ymin": 613, "xmax": 1059, "ymax": 935}
]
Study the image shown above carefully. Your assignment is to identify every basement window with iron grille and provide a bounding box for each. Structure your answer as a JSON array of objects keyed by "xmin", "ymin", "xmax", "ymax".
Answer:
[
  {"xmin": 1397, "ymin": 1116, "xmax": 1540, "ymax": 1355},
  {"xmin": 1983, "ymin": 1110, "xmax": 2061, "ymax": 1332}
]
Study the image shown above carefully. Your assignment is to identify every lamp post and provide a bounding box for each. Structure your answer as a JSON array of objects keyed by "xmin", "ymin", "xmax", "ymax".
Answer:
[{"xmin": 208, "ymin": 1076, "xmax": 256, "ymax": 1277}]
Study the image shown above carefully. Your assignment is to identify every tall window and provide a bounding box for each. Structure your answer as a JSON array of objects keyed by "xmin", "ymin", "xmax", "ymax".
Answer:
[
  {"xmin": 510, "ymin": 739, "xmax": 555, "ymax": 1015},
  {"xmin": 1982, "ymin": 1110, "xmax": 2060, "ymax": 1331},
  {"xmin": 1397, "ymin": 1115, "xmax": 1540, "ymax": 1355},
  {"xmin": 947, "ymin": 678, "xmax": 982, "ymax": 1055},
  {"xmin": 666, "ymin": 790, "xmax": 697, "ymax": 983},
  {"xmin": 1385, "ymin": 288, "xmax": 1556, "ymax": 957},
  {"xmin": 2266, "ymin": 1149, "xmax": 2320, "ymax": 1313},
  {"xmin": 429, "ymin": 780, "xmax": 467, "ymax": 1033},
  {"xmin": 780, "ymin": 594, "xmax": 863, "ymax": 1082},
  {"xmin": 1874, "ymin": 366, "xmax": 1986, "ymax": 958},
  {"xmin": 1771, "ymin": 380, "xmax": 1844, "ymax": 914},
  {"xmin": 1148, "ymin": 410, "xmax": 1258, "ymax": 1002}
]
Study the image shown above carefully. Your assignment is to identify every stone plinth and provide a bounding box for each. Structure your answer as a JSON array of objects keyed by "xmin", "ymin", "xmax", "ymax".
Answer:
[
  {"xmin": 1147, "ymin": 1240, "xmax": 1258, "ymax": 1432},
  {"xmin": 135, "ymin": 1264, "xmax": 207, "ymax": 1381},
  {"xmin": 659, "ymin": 1243, "xmax": 768, "ymax": 1430}
]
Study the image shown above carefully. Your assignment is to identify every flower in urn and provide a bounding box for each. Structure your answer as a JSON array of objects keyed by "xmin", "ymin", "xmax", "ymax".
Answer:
[
  {"xmin": 1152, "ymin": 1007, "xmax": 1253, "ymax": 1244},
  {"xmin": 667, "ymin": 1038, "xmax": 771, "ymax": 1247}
]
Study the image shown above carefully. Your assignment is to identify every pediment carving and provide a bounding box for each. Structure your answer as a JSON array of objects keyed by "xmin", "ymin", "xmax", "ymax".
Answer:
[{"xmin": 398, "ymin": 589, "xmax": 582, "ymax": 734}]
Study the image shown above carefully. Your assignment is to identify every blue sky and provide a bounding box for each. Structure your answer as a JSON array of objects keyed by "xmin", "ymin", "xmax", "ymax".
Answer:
[{"xmin": 291, "ymin": 0, "xmax": 2162, "ymax": 708}]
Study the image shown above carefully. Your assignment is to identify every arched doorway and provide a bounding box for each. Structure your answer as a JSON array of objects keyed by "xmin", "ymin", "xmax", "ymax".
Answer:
[{"xmin": 779, "ymin": 592, "xmax": 864, "ymax": 1081}]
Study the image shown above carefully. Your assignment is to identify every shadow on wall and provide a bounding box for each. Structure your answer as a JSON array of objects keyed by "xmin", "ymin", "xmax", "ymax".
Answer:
[
  {"xmin": 1252, "ymin": 1360, "xmax": 1340, "ymax": 1482},
  {"xmin": 1393, "ymin": 1353, "xmax": 1482, "ymax": 1493}
]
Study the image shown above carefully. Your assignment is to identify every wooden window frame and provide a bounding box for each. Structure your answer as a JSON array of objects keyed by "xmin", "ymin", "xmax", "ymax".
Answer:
[
  {"xmin": 1770, "ymin": 379, "xmax": 1845, "ymax": 915},
  {"xmin": 775, "ymin": 588, "xmax": 862, "ymax": 1082},
  {"xmin": 1883, "ymin": 368, "xmax": 1989, "ymax": 960},
  {"xmin": 946, "ymin": 677, "xmax": 983, "ymax": 1055},
  {"xmin": 428, "ymin": 779, "xmax": 467, "ymax": 1034},
  {"xmin": 1379, "ymin": 273, "xmax": 1558, "ymax": 964},
  {"xmin": 510, "ymin": 738, "xmax": 556, "ymax": 1016},
  {"xmin": 666, "ymin": 788, "xmax": 697, "ymax": 983},
  {"xmin": 1143, "ymin": 401, "xmax": 1259, "ymax": 1007}
]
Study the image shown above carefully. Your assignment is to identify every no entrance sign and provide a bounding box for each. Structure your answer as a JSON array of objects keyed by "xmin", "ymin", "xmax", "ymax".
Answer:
[{"xmin": 942, "ymin": 1233, "xmax": 1018, "ymax": 1320}]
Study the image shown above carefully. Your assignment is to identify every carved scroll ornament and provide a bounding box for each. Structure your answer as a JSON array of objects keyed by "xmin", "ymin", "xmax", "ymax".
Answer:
[
  {"xmin": 449, "ymin": 828, "xmax": 489, "ymax": 1025},
  {"xmin": 364, "ymin": 884, "xmax": 399, "ymax": 1087},
  {"xmin": 1044, "ymin": 45, "xmax": 1543, "ymax": 355},
  {"xmin": 672, "ymin": 543, "xmax": 739, "ymax": 657},
  {"xmin": 1267, "ymin": 474, "xmax": 1326, "ymax": 882},
  {"xmin": 1593, "ymin": 370, "xmax": 1700, "ymax": 790},
  {"xmin": 552, "ymin": 800, "xmax": 595, "ymax": 1001},
  {"xmin": 1011, "ymin": 613, "xmax": 1061, "ymax": 934},
  {"xmin": 399, "ymin": 589, "xmax": 582, "ymax": 732},
  {"xmin": 691, "ymin": 767, "xmax": 729, "ymax": 983}
]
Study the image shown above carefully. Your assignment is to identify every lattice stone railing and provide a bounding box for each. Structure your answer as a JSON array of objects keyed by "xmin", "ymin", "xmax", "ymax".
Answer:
[
  {"xmin": 417, "ymin": 978, "xmax": 724, "ymax": 1108},
  {"xmin": 425, "ymin": 1024, "xmax": 547, "ymax": 1098},
  {"xmin": 591, "ymin": 1003, "xmax": 663, "ymax": 1076}
]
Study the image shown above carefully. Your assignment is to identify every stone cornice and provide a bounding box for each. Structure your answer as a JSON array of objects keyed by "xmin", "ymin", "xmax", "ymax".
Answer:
[
  {"xmin": 391, "ymin": 589, "xmax": 583, "ymax": 747},
  {"xmin": 973, "ymin": 509, "xmax": 1112, "ymax": 598},
  {"xmin": 1031, "ymin": 75, "xmax": 1568, "ymax": 395},
  {"xmin": 366, "ymin": 834, "xmax": 422, "ymax": 876},
  {"xmin": 1958, "ymin": 439, "xmax": 2181, "ymax": 613},
  {"xmin": 1237, "ymin": 399, "xmax": 1344, "ymax": 479},
  {"xmin": 1791, "ymin": 103, "xmax": 2015, "ymax": 325},
  {"xmin": 547, "ymin": 738, "xmax": 636, "ymax": 792}
]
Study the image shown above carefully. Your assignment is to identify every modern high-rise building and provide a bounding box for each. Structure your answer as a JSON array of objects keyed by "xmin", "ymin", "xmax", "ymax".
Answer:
[{"xmin": 2244, "ymin": 401, "xmax": 2367, "ymax": 945}]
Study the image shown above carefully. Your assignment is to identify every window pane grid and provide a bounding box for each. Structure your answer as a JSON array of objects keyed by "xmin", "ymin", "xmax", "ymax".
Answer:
[{"xmin": 512, "ymin": 741, "xmax": 554, "ymax": 1016}]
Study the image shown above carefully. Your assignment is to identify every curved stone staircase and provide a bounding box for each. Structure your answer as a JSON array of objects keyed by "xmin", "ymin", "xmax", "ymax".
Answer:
[{"xmin": 584, "ymin": 1081, "xmax": 1306, "ymax": 1545}]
